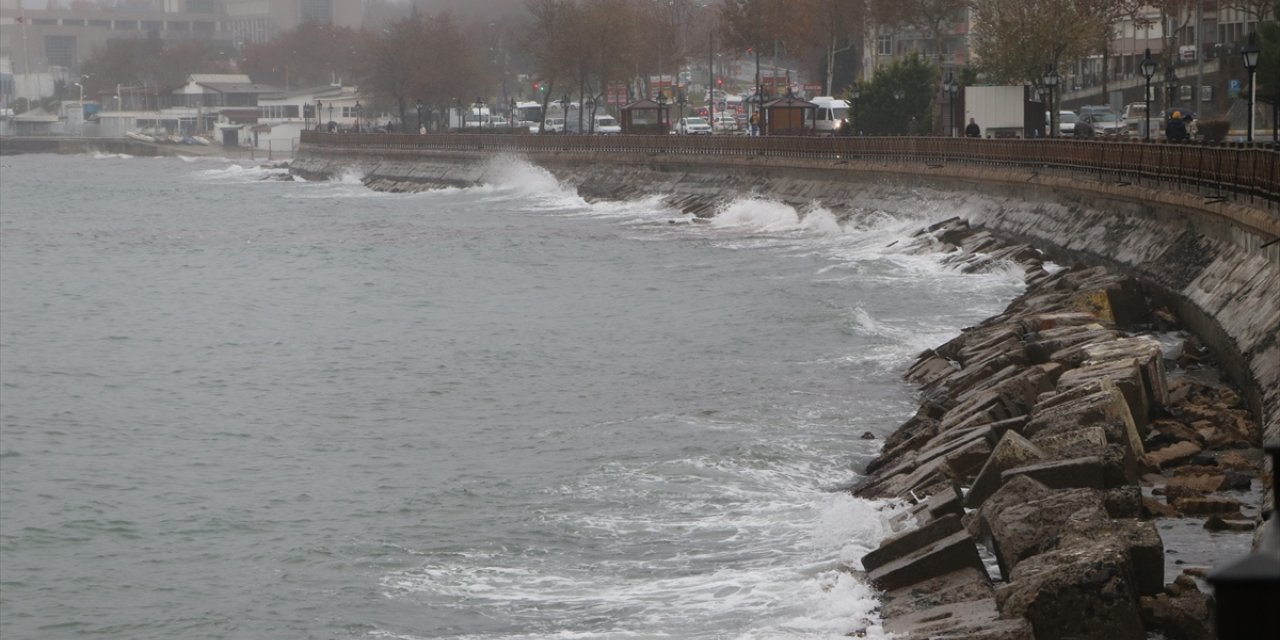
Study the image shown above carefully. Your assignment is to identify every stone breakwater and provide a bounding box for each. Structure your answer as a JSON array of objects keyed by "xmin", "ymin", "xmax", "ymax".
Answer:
[{"xmin": 855, "ymin": 217, "xmax": 1265, "ymax": 640}]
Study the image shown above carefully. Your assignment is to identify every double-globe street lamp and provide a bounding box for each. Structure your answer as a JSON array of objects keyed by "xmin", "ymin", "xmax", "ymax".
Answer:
[
  {"xmin": 1140, "ymin": 49, "xmax": 1157, "ymax": 142},
  {"xmin": 1242, "ymin": 33, "xmax": 1260, "ymax": 143},
  {"xmin": 416, "ymin": 100, "xmax": 424, "ymax": 133}
]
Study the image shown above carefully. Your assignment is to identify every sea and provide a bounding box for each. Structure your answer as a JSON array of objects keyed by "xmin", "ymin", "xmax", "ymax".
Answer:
[{"xmin": 0, "ymin": 152, "xmax": 1030, "ymax": 640}]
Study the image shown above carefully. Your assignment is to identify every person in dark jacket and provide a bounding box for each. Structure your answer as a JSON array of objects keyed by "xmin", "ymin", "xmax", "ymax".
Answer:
[
  {"xmin": 1165, "ymin": 111, "xmax": 1188, "ymax": 142},
  {"xmin": 964, "ymin": 118, "xmax": 981, "ymax": 138}
]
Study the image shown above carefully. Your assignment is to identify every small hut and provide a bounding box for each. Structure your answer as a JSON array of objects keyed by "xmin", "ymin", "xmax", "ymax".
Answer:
[
  {"xmin": 620, "ymin": 98, "xmax": 671, "ymax": 135},
  {"xmin": 761, "ymin": 93, "xmax": 817, "ymax": 136}
]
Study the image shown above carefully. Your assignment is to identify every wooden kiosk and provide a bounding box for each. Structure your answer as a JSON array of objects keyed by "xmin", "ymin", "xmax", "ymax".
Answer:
[
  {"xmin": 761, "ymin": 93, "xmax": 817, "ymax": 136},
  {"xmin": 620, "ymin": 99, "xmax": 671, "ymax": 135}
]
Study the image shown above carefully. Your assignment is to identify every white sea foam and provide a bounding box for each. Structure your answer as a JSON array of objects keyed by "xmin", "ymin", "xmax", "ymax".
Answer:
[{"xmin": 92, "ymin": 152, "xmax": 132, "ymax": 160}]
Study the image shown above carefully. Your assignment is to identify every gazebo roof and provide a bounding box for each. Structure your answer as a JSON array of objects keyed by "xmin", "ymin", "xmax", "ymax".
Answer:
[{"xmin": 762, "ymin": 94, "xmax": 817, "ymax": 109}]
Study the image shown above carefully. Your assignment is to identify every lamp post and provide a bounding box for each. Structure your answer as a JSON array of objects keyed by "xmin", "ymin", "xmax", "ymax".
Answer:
[
  {"xmin": 416, "ymin": 100, "xmax": 424, "ymax": 133},
  {"xmin": 656, "ymin": 92, "xmax": 667, "ymax": 133},
  {"xmin": 1042, "ymin": 67, "xmax": 1060, "ymax": 138},
  {"xmin": 1242, "ymin": 33, "xmax": 1260, "ymax": 143},
  {"xmin": 353, "ymin": 100, "xmax": 362, "ymax": 133},
  {"xmin": 584, "ymin": 98, "xmax": 594, "ymax": 132},
  {"xmin": 942, "ymin": 71, "xmax": 955, "ymax": 137},
  {"xmin": 1164, "ymin": 66, "xmax": 1179, "ymax": 118},
  {"xmin": 1140, "ymin": 48, "xmax": 1157, "ymax": 142},
  {"xmin": 476, "ymin": 97, "xmax": 487, "ymax": 128}
]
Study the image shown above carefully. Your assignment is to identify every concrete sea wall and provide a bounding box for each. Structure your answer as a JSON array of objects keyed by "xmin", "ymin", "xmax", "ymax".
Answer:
[{"xmin": 291, "ymin": 146, "xmax": 1278, "ymax": 637}]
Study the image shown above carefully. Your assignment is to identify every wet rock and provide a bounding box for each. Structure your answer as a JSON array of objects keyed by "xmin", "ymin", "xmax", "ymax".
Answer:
[
  {"xmin": 862, "ymin": 513, "xmax": 964, "ymax": 574},
  {"xmin": 964, "ymin": 431, "xmax": 1048, "ymax": 509},
  {"xmin": 1146, "ymin": 441, "xmax": 1203, "ymax": 469},
  {"xmin": 1057, "ymin": 358, "xmax": 1151, "ymax": 430},
  {"xmin": 984, "ymin": 489, "xmax": 1107, "ymax": 579},
  {"xmin": 1001, "ymin": 456, "xmax": 1108, "ymax": 492},
  {"xmin": 1169, "ymin": 495, "xmax": 1243, "ymax": 516},
  {"xmin": 884, "ymin": 599, "xmax": 1034, "ymax": 640},
  {"xmin": 1202, "ymin": 515, "xmax": 1257, "ymax": 531},
  {"xmin": 995, "ymin": 542, "xmax": 1146, "ymax": 640},
  {"xmin": 1139, "ymin": 580, "xmax": 1215, "ymax": 640},
  {"xmin": 1081, "ymin": 336, "xmax": 1170, "ymax": 410},
  {"xmin": 867, "ymin": 530, "xmax": 988, "ymax": 592},
  {"xmin": 879, "ymin": 566, "xmax": 993, "ymax": 619},
  {"xmin": 1164, "ymin": 474, "xmax": 1228, "ymax": 499},
  {"xmin": 1142, "ymin": 496, "xmax": 1181, "ymax": 518},
  {"xmin": 1024, "ymin": 383, "xmax": 1143, "ymax": 460}
]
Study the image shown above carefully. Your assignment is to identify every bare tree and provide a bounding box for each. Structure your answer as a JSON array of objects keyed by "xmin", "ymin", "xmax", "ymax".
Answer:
[
  {"xmin": 804, "ymin": 0, "xmax": 867, "ymax": 94},
  {"xmin": 524, "ymin": 0, "xmax": 579, "ymax": 130}
]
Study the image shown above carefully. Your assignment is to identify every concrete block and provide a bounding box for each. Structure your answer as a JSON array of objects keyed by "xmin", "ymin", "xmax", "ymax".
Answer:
[
  {"xmin": 996, "ymin": 543, "xmax": 1146, "ymax": 640},
  {"xmin": 964, "ymin": 431, "xmax": 1047, "ymax": 509},
  {"xmin": 880, "ymin": 566, "xmax": 993, "ymax": 619},
  {"xmin": 1058, "ymin": 358, "xmax": 1151, "ymax": 430},
  {"xmin": 1025, "ymin": 384, "xmax": 1143, "ymax": 459},
  {"xmin": 862, "ymin": 513, "xmax": 963, "ymax": 573},
  {"xmin": 1001, "ymin": 456, "xmax": 1108, "ymax": 492},
  {"xmin": 1083, "ymin": 336, "xmax": 1169, "ymax": 410},
  {"xmin": 867, "ymin": 530, "xmax": 988, "ymax": 591}
]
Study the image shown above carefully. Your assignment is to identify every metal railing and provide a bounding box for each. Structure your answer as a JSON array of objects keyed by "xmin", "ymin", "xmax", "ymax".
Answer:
[{"xmin": 300, "ymin": 131, "xmax": 1279, "ymax": 208}]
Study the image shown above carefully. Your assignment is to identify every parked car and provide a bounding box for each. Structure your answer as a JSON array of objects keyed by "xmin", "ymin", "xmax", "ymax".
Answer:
[
  {"xmin": 712, "ymin": 114, "xmax": 738, "ymax": 132},
  {"xmin": 1080, "ymin": 112, "xmax": 1126, "ymax": 136},
  {"xmin": 593, "ymin": 114, "xmax": 621, "ymax": 134},
  {"xmin": 676, "ymin": 116, "xmax": 713, "ymax": 135},
  {"xmin": 536, "ymin": 117, "xmax": 566, "ymax": 134},
  {"xmin": 1079, "ymin": 104, "xmax": 1116, "ymax": 118},
  {"xmin": 1048, "ymin": 110, "xmax": 1079, "ymax": 136}
]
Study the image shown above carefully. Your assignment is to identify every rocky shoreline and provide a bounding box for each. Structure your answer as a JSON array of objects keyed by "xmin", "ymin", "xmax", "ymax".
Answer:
[{"xmin": 853, "ymin": 217, "xmax": 1266, "ymax": 640}]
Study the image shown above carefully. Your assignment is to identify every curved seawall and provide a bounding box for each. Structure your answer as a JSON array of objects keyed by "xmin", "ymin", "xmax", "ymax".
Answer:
[{"xmin": 290, "ymin": 147, "xmax": 1278, "ymax": 449}]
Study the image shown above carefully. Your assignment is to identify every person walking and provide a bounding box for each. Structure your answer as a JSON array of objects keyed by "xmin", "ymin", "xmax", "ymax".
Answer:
[
  {"xmin": 749, "ymin": 111, "xmax": 760, "ymax": 137},
  {"xmin": 965, "ymin": 118, "xmax": 981, "ymax": 138}
]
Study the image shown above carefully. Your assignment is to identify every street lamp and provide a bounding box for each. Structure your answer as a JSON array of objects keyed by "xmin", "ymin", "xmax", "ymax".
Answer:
[
  {"xmin": 893, "ymin": 89, "xmax": 904, "ymax": 100},
  {"xmin": 416, "ymin": 99, "xmax": 424, "ymax": 133},
  {"xmin": 1242, "ymin": 32, "xmax": 1260, "ymax": 143},
  {"xmin": 353, "ymin": 100, "xmax": 362, "ymax": 133},
  {"xmin": 942, "ymin": 71, "xmax": 956, "ymax": 137},
  {"xmin": 1164, "ymin": 66, "xmax": 1179, "ymax": 117},
  {"xmin": 476, "ymin": 97, "xmax": 487, "ymax": 128},
  {"xmin": 73, "ymin": 82, "xmax": 83, "ymax": 102},
  {"xmin": 1140, "ymin": 48, "xmax": 1157, "ymax": 142},
  {"xmin": 1042, "ymin": 67, "xmax": 1060, "ymax": 138}
]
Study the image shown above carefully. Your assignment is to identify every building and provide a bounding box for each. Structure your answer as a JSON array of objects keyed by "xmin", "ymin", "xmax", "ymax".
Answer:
[{"xmin": 0, "ymin": 0, "xmax": 366, "ymax": 100}]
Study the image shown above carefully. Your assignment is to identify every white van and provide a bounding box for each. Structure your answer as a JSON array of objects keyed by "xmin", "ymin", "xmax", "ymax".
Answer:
[{"xmin": 811, "ymin": 96, "xmax": 851, "ymax": 136}]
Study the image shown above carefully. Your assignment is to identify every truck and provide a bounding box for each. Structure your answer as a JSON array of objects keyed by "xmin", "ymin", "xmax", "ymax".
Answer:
[
  {"xmin": 448, "ymin": 103, "xmax": 492, "ymax": 129},
  {"xmin": 963, "ymin": 86, "xmax": 1047, "ymax": 138}
]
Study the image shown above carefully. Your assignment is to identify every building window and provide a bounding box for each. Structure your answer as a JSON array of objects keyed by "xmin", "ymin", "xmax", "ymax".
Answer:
[
  {"xmin": 300, "ymin": 0, "xmax": 334, "ymax": 24},
  {"xmin": 142, "ymin": 21, "xmax": 162, "ymax": 33},
  {"xmin": 194, "ymin": 21, "xmax": 215, "ymax": 32},
  {"xmin": 877, "ymin": 35, "xmax": 892, "ymax": 56},
  {"xmin": 63, "ymin": 19, "xmax": 85, "ymax": 27},
  {"xmin": 90, "ymin": 20, "xmax": 111, "ymax": 28},
  {"xmin": 167, "ymin": 21, "xmax": 191, "ymax": 31},
  {"xmin": 114, "ymin": 20, "xmax": 139, "ymax": 30},
  {"xmin": 285, "ymin": 105, "xmax": 299, "ymax": 118},
  {"xmin": 186, "ymin": 0, "xmax": 219, "ymax": 13},
  {"xmin": 44, "ymin": 35, "xmax": 78, "ymax": 70},
  {"xmin": 33, "ymin": 18, "xmax": 58, "ymax": 26}
]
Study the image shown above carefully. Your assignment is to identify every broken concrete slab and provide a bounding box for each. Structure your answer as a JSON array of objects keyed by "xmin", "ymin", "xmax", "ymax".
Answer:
[
  {"xmin": 862, "ymin": 513, "xmax": 964, "ymax": 573},
  {"xmin": 867, "ymin": 530, "xmax": 988, "ymax": 592},
  {"xmin": 964, "ymin": 431, "xmax": 1048, "ymax": 509}
]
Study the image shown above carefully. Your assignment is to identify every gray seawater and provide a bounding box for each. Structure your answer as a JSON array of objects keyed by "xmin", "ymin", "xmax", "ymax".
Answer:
[{"xmin": 0, "ymin": 153, "xmax": 1027, "ymax": 640}]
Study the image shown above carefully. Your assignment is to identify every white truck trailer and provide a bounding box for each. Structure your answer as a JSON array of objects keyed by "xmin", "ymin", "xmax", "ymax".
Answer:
[{"xmin": 963, "ymin": 86, "xmax": 1047, "ymax": 138}]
